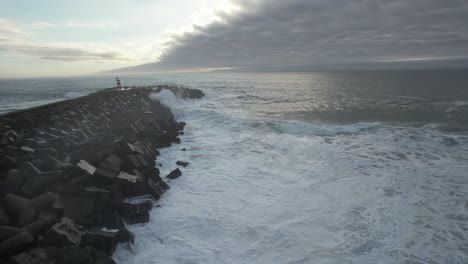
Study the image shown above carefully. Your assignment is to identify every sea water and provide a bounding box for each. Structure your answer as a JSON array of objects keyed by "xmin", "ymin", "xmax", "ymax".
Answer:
[{"xmin": 1, "ymin": 70, "xmax": 468, "ymax": 263}]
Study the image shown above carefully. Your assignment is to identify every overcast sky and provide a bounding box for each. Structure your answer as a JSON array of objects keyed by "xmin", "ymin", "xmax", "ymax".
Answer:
[{"xmin": 1, "ymin": 0, "xmax": 468, "ymax": 77}]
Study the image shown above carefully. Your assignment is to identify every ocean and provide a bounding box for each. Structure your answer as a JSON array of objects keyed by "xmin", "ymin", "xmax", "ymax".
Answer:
[{"xmin": 1, "ymin": 70, "xmax": 468, "ymax": 263}]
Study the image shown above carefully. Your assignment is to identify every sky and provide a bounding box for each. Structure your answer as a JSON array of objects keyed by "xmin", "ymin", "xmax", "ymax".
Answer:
[{"xmin": 1, "ymin": 0, "xmax": 468, "ymax": 78}]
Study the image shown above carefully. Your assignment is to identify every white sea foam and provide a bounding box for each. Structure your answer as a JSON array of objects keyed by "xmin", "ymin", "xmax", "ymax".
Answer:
[
  {"xmin": 149, "ymin": 90, "xmax": 179, "ymax": 111},
  {"xmin": 115, "ymin": 90, "xmax": 468, "ymax": 264},
  {"xmin": 64, "ymin": 91, "xmax": 89, "ymax": 98}
]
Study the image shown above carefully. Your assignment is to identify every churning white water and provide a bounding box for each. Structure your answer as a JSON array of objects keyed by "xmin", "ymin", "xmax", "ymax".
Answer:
[{"xmin": 115, "ymin": 88, "xmax": 468, "ymax": 264}]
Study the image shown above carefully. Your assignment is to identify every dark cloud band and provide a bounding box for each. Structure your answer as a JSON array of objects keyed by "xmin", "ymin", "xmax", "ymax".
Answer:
[{"xmin": 126, "ymin": 0, "xmax": 468, "ymax": 71}]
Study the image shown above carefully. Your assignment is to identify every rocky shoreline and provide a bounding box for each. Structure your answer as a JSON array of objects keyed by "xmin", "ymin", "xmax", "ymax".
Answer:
[{"xmin": 0, "ymin": 85, "xmax": 204, "ymax": 263}]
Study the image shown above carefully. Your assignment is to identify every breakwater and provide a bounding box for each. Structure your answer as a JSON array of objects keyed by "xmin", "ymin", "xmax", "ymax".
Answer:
[{"xmin": 0, "ymin": 85, "xmax": 203, "ymax": 263}]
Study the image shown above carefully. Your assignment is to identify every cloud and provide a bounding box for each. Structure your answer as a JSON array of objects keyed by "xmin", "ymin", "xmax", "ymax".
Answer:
[
  {"xmin": 27, "ymin": 20, "xmax": 120, "ymax": 29},
  {"xmin": 0, "ymin": 39, "xmax": 131, "ymax": 62},
  {"xmin": 126, "ymin": 0, "xmax": 468, "ymax": 71},
  {"xmin": 0, "ymin": 18, "xmax": 28, "ymax": 35},
  {"xmin": 0, "ymin": 18, "xmax": 129, "ymax": 63}
]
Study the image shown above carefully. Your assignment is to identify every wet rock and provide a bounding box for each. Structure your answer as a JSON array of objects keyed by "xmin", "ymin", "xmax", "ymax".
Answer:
[
  {"xmin": 81, "ymin": 230, "xmax": 118, "ymax": 256},
  {"xmin": 176, "ymin": 161, "xmax": 189, "ymax": 167},
  {"xmin": 166, "ymin": 168, "xmax": 182, "ymax": 180},
  {"xmin": 99, "ymin": 211, "xmax": 124, "ymax": 230},
  {"xmin": 117, "ymin": 227, "xmax": 135, "ymax": 244},
  {"xmin": 154, "ymin": 133, "xmax": 172, "ymax": 148},
  {"xmin": 120, "ymin": 195, "xmax": 153, "ymax": 216},
  {"xmin": 140, "ymin": 167, "xmax": 161, "ymax": 183},
  {"xmin": 125, "ymin": 154, "xmax": 149, "ymax": 170},
  {"xmin": 136, "ymin": 178, "xmax": 165, "ymax": 200},
  {"xmin": 39, "ymin": 218, "xmax": 85, "ymax": 247},
  {"xmin": 124, "ymin": 211, "xmax": 150, "ymax": 225}
]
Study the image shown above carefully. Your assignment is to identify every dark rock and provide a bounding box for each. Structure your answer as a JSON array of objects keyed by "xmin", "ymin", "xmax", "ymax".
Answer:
[
  {"xmin": 19, "ymin": 162, "xmax": 62, "ymax": 197},
  {"xmin": 34, "ymin": 148, "xmax": 58, "ymax": 157},
  {"xmin": 166, "ymin": 168, "xmax": 182, "ymax": 180},
  {"xmin": 63, "ymin": 197, "xmax": 95, "ymax": 225},
  {"xmin": 28, "ymin": 192, "xmax": 57, "ymax": 211},
  {"xmin": 0, "ymin": 226, "xmax": 22, "ymax": 242},
  {"xmin": 176, "ymin": 161, "xmax": 189, "ymax": 167},
  {"xmin": 81, "ymin": 230, "xmax": 117, "ymax": 256},
  {"xmin": 4, "ymin": 192, "xmax": 55, "ymax": 227},
  {"xmin": 159, "ymin": 180, "xmax": 170, "ymax": 191},
  {"xmin": 117, "ymin": 228, "xmax": 135, "ymax": 244},
  {"xmin": 116, "ymin": 172, "xmax": 140, "ymax": 196},
  {"xmin": 5, "ymin": 169, "xmax": 23, "ymax": 189},
  {"xmin": 56, "ymin": 246, "xmax": 95, "ymax": 264},
  {"xmin": 8, "ymin": 247, "xmax": 50, "ymax": 264},
  {"xmin": 0, "ymin": 181, "xmax": 16, "ymax": 197},
  {"xmin": 98, "ymin": 155, "xmax": 122, "ymax": 174},
  {"xmin": 94, "ymin": 168, "xmax": 118, "ymax": 186},
  {"xmin": 31, "ymin": 159, "xmax": 44, "ymax": 171},
  {"xmin": 39, "ymin": 218, "xmax": 85, "ymax": 247},
  {"xmin": 136, "ymin": 178, "xmax": 164, "ymax": 200},
  {"xmin": 107, "ymin": 183, "xmax": 125, "ymax": 205},
  {"xmin": 3, "ymin": 194, "xmax": 37, "ymax": 227},
  {"xmin": 99, "ymin": 211, "xmax": 124, "ymax": 230},
  {"xmin": 154, "ymin": 133, "xmax": 172, "ymax": 148},
  {"xmin": 23, "ymin": 218, "xmax": 54, "ymax": 237},
  {"xmin": 120, "ymin": 195, "xmax": 153, "ymax": 216},
  {"xmin": 0, "ymin": 232, "xmax": 34, "ymax": 258},
  {"xmin": 19, "ymin": 146, "xmax": 35, "ymax": 155},
  {"xmin": 83, "ymin": 187, "xmax": 111, "ymax": 214},
  {"xmin": 125, "ymin": 154, "xmax": 141, "ymax": 169},
  {"xmin": 124, "ymin": 211, "xmax": 150, "ymax": 225},
  {"xmin": 62, "ymin": 175, "xmax": 92, "ymax": 196},
  {"xmin": 0, "ymin": 133, "xmax": 15, "ymax": 147},
  {"xmin": 0, "ymin": 154, "xmax": 17, "ymax": 171}
]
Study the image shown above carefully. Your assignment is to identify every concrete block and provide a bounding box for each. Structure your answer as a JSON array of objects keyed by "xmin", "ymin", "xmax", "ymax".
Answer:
[
  {"xmin": 63, "ymin": 197, "xmax": 95, "ymax": 225},
  {"xmin": 81, "ymin": 230, "xmax": 117, "ymax": 256},
  {"xmin": 166, "ymin": 168, "xmax": 182, "ymax": 180}
]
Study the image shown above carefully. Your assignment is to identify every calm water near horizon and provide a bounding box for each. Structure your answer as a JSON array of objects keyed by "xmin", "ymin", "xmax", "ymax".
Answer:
[{"xmin": 2, "ymin": 70, "xmax": 468, "ymax": 263}]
